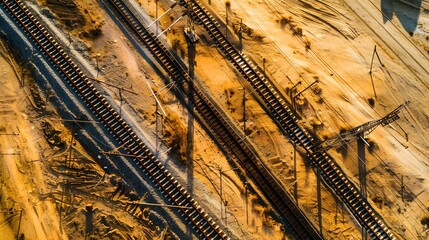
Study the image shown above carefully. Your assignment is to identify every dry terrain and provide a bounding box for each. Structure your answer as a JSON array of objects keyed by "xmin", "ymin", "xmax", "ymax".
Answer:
[{"xmin": 1, "ymin": 0, "xmax": 429, "ymax": 239}]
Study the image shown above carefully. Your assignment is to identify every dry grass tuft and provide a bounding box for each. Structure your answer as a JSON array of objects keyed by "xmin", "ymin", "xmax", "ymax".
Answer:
[
  {"xmin": 421, "ymin": 216, "xmax": 429, "ymax": 228},
  {"xmin": 304, "ymin": 35, "xmax": 311, "ymax": 50},
  {"xmin": 279, "ymin": 15, "xmax": 292, "ymax": 28},
  {"xmin": 293, "ymin": 26, "xmax": 303, "ymax": 36}
]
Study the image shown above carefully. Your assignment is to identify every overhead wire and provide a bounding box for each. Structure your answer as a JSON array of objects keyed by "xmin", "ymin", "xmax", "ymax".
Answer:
[{"xmin": 145, "ymin": 0, "xmax": 429, "ymax": 236}]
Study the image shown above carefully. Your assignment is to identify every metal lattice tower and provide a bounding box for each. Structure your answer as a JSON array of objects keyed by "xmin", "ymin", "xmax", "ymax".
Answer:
[
  {"xmin": 317, "ymin": 101, "xmax": 409, "ymax": 239},
  {"xmin": 317, "ymin": 101, "xmax": 410, "ymax": 152}
]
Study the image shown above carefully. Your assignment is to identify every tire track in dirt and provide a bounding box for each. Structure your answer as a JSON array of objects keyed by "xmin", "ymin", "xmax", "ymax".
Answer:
[{"xmin": 271, "ymin": 0, "xmax": 357, "ymax": 39}]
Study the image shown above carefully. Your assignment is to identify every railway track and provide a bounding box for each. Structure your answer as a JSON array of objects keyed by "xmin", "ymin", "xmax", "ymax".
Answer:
[
  {"xmin": 103, "ymin": 0, "xmax": 322, "ymax": 239},
  {"xmin": 186, "ymin": 0, "xmax": 396, "ymax": 239},
  {"xmin": 0, "ymin": 0, "xmax": 229, "ymax": 239}
]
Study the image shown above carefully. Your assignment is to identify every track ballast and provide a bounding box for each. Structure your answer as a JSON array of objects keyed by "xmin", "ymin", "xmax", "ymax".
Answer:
[
  {"xmin": 187, "ymin": 0, "xmax": 396, "ymax": 239},
  {"xmin": 103, "ymin": 0, "xmax": 323, "ymax": 239},
  {"xmin": 0, "ymin": 0, "xmax": 229, "ymax": 239}
]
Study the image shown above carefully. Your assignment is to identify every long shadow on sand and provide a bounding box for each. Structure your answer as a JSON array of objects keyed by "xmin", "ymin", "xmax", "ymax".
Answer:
[
  {"xmin": 381, "ymin": 0, "xmax": 422, "ymax": 33},
  {"xmin": 85, "ymin": 210, "xmax": 94, "ymax": 235}
]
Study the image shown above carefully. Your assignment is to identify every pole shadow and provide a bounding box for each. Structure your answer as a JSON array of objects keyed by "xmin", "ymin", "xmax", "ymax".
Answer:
[{"xmin": 85, "ymin": 208, "xmax": 94, "ymax": 235}]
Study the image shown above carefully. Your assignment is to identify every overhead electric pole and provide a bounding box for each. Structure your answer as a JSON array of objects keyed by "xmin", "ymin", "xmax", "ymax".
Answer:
[
  {"xmin": 317, "ymin": 101, "xmax": 410, "ymax": 194},
  {"xmin": 316, "ymin": 101, "xmax": 409, "ymax": 240},
  {"xmin": 317, "ymin": 101, "xmax": 410, "ymax": 153}
]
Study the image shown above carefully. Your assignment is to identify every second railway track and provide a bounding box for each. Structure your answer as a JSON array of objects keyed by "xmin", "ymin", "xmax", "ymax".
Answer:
[{"xmin": 186, "ymin": 0, "xmax": 396, "ymax": 239}]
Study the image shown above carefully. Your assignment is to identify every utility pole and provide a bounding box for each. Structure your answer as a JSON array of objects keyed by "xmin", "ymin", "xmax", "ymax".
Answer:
[
  {"xmin": 401, "ymin": 175, "xmax": 404, "ymax": 203},
  {"xmin": 238, "ymin": 19, "xmax": 243, "ymax": 53},
  {"xmin": 95, "ymin": 54, "xmax": 100, "ymax": 78},
  {"xmin": 156, "ymin": 0, "xmax": 158, "ymax": 36},
  {"xmin": 67, "ymin": 31, "xmax": 72, "ymax": 47},
  {"xmin": 369, "ymin": 45, "xmax": 383, "ymax": 100},
  {"xmin": 185, "ymin": 14, "xmax": 198, "ymax": 228},
  {"xmin": 292, "ymin": 80, "xmax": 318, "ymax": 110},
  {"xmin": 245, "ymin": 181, "xmax": 248, "ymax": 226},
  {"xmin": 293, "ymin": 141, "xmax": 298, "ymax": 204},
  {"xmin": 289, "ymin": 80, "xmax": 302, "ymax": 204},
  {"xmin": 369, "ymin": 45, "xmax": 384, "ymax": 74},
  {"xmin": 219, "ymin": 168, "xmax": 223, "ymax": 220},
  {"xmin": 119, "ymin": 88, "xmax": 123, "ymax": 117},
  {"xmin": 289, "ymin": 81, "xmax": 302, "ymax": 106},
  {"xmin": 145, "ymin": 80, "xmax": 166, "ymax": 156},
  {"xmin": 317, "ymin": 101, "xmax": 410, "ymax": 239},
  {"xmin": 317, "ymin": 168, "xmax": 323, "ymax": 237},
  {"xmin": 262, "ymin": 57, "xmax": 266, "ymax": 74},
  {"xmin": 357, "ymin": 133, "xmax": 367, "ymax": 198},
  {"xmin": 317, "ymin": 101, "xmax": 410, "ymax": 152},
  {"xmin": 217, "ymin": 167, "xmax": 238, "ymax": 224},
  {"xmin": 225, "ymin": 2, "xmax": 228, "ymax": 40},
  {"xmin": 242, "ymin": 87, "xmax": 246, "ymax": 135},
  {"xmin": 88, "ymin": 77, "xmax": 137, "ymax": 118}
]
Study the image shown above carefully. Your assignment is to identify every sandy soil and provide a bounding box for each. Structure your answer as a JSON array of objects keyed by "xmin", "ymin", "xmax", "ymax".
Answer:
[
  {"xmin": 198, "ymin": 0, "xmax": 429, "ymax": 239},
  {"xmin": 2, "ymin": 0, "xmax": 429, "ymax": 239},
  {"xmin": 0, "ymin": 38, "xmax": 64, "ymax": 240},
  {"xmin": 0, "ymin": 6, "xmax": 166, "ymax": 240},
  {"xmin": 0, "ymin": 39, "xmax": 168, "ymax": 239}
]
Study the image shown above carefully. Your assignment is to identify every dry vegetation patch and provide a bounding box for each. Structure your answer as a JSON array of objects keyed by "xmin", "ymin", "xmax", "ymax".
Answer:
[{"xmin": 42, "ymin": 0, "xmax": 103, "ymax": 40}]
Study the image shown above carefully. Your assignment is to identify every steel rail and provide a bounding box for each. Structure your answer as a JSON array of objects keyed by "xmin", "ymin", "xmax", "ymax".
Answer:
[
  {"xmin": 103, "ymin": 0, "xmax": 322, "ymax": 238},
  {"xmin": 0, "ymin": 0, "xmax": 228, "ymax": 239},
  {"xmin": 186, "ymin": 0, "xmax": 396, "ymax": 239}
]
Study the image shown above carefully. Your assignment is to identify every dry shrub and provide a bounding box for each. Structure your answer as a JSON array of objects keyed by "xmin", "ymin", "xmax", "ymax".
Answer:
[
  {"xmin": 295, "ymin": 26, "xmax": 303, "ymax": 36},
  {"xmin": 304, "ymin": 35, "xmax": 311, "ymax": 50},
  {"xmin": 250, "ymin": 29, "xmax": 265, "ymax": 42},
  {"xmin": 279, "ymin": 15, "xmax": 292, "ymax": 28},
  {"xmin": 229, "ymin": 88, "xmax": 235, "ymax": 96},
  {"xmin": 421, "ymin": 216, "xmax": 429, "ymax": 228},
  {"xmin": 366, "ymin": 138, "xmax": 378, "ymax": 153},
  {"xmin": 308, "ymin": 117, "xmax": 323, "ymax": 130},
  {"xmin": 172, "ymin": 38, "xmax": 181, "ymax": 51},
  {"xmin": 315, "ymin": 96, "xmax": 324, "ymax": 103},
  {"xmin": 424, "ymin": 45, "xmax": 429, "ymax": 55},
  {"xmin": 163, "ymin": 114, "xmax": 186, "ymax": 161},
  {"xmin": 79, "ymin": 26, "xmax": 103, "ymax": 40}
]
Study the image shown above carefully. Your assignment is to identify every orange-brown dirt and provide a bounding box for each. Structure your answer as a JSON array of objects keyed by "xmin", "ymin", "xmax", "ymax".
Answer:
[{"xmin": 2, "ymin": 0, "xmax": 429, "ymax": 239}]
